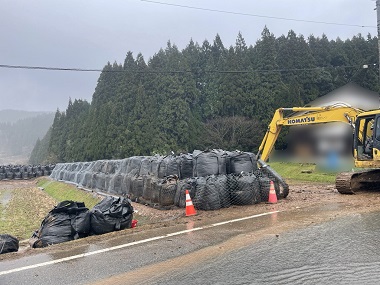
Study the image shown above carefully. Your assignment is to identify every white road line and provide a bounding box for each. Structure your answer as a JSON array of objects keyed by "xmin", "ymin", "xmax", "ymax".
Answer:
[{"xmin": 0, "ymin": 210, "xmax": 280, "ymax": 276}]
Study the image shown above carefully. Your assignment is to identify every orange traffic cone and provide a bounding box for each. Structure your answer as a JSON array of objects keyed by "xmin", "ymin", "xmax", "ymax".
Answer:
[
  {"xmin": 268, "ymin": 181, "xmax": 278, "ymax": 204},
  {"xmin": 185, "ymin": 190, "xmax": 197, "ymax": 216}
]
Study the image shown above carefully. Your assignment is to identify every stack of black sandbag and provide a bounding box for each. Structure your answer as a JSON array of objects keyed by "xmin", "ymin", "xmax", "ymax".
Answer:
[
  {"xmin": 0, "ymin": 164, "xmax": 55, "ymax": 181},
  {"xmin": 48, "ymin": 149, "xmax": 290, "ymax": 210},
  {"xmin": 29, "ymin": 197, "xmax": 134, "ymax": 248}
]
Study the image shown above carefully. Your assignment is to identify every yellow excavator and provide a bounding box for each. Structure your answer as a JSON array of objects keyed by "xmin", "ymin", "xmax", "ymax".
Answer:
[{"xmin": 256, "ymin": 103, "xmax": 380, "ymax": 195}]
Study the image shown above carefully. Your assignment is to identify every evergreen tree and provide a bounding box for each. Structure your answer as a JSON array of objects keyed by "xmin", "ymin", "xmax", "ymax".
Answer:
[{"xmin": 35, "ymin": 30, "xmax": 380, "ymax": 163}]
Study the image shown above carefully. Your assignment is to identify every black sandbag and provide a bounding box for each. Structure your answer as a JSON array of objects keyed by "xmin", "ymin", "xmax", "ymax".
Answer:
[
  {"xmin": 126, "ymin": 156, "xmax": 143, "ymax": 176},
  {"xmin": 230, "ymin": 173, "xmax": 261, "ymax": 205},
  {"xmin": 175, "ymin": 178, "xmax": 197, "ymax": 208},
  {"xmin": 104, "ymin": 175, "xmax": 112, "ymax": 192},
  {"xmin": 178, "ymin": 153, "xmax": 193, "ymax": 179},
  {"xmin": 227, "ymin": 151, "xmax": 257, "ymax": 174},
  {"xmin": 120, "ymin": 158, "xmax": 130, "ymax": 173},
  {"xmin": 14, "ymin": 171, "xmax": 22, "ymax": 179},
  {"xmin": 82, "ymin": 172, "xmax": 92, "ymax": 188},
  {"xmin": 158, "ymin": 156, "xmax": 179, "ymax": 178},
  {"xmin": 31, "ymin": 201, "xmax": 90, "ymax": 248},
  {"xmin": 257, "ymin": 176, "xmax": 271, "ymax": 202},
  {"xmin": 193, "ymin": 150, "xmax": 218, "ymax": 177},
  {"xmin": 139, "ymin": 157, "xmax": 152, "ymax": 176},
  {"xmin": 149, "ymin": 156, "xmax": 162, "ymax": 177},
  {"xmin": 6, "ymin": 171, "xmax": 13, "ymax": 179},
  {"xmin": 122, "ymin": 175, "xmax": 133, "ymax": 197},
  {"xmin": 102, "ymin": 160, "xmax": 116, "ymax": 174},
  {"xmin": 193, "ymin": 175, "xmax": 228, "ymax": 210},
  {"xmin": 75, "ymin": 171, "xmax": 83, "ymax": 184},
  {"xmin": 130, "ymin": 175, "xmax": 144, "ymax": 202},
  {"xmin": 193, "ymin": 176, "xmax": 220, "ymax": 210},
  {"xmin": 90, "ymin": 197, "xmax": 134, "ymax": 235},
  {"xmin": 108, "ymin": 174, "xmax": 124, "ymax": 195},
  {"xmin": 193, "ymin": 150, "xmax": 227, "ymax": 177},
  {"xmin": 255, "ymin": 169, "xmax": 281, "ymax": 200},
  {"xmin": 68, "ymin": 170, "xmax": 76, "ymax": 182},
  {"xmin": 142, "ymin": 175, "xmax": 154, "ymax": 201},
  {"xmin": 160, "ymin": 176, "xmax": 178, "ymax": 206},
  {"xmin": 151, "ymin": 176, "xmax": 178, "ymax": 206},
  {"xmin": 95, "ymin": 173, "xmax": 106, "ymax": 190},
  {"xmin": 150, "ymin": 177, "xmax": 160, "ymax": 203},
  {"xmin": 22, "ymin": 171, "xmax": 28, "ymax": 179},
  {"xmin": 208, "ymin": 175, "xmax": 230, "ymax": 208},
  {"xmin": 0, "ymin": 234, "xmax": 19, "ymax": 254}
]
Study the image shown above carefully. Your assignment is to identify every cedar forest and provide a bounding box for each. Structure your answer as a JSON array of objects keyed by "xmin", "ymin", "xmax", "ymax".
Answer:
[{"xmin": 29, "ymin": 28, "xmax": 380, "ymax": 164}]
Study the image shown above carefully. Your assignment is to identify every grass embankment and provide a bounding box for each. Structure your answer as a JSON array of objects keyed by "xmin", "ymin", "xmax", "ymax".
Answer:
[
  {"xmin": 269, "ymin": 162, "xmax": 337, "ymax": 183},
  {"xmin": 37, "ymin": 178, "xmax": 100, "ymax": 209},
  {"xmin": 0, "ymin": 186, "xmax": 57, "ymax": 240},
  {"xmin": 0, "ymin": 179, "xmax": 101, "ymax": 240}
]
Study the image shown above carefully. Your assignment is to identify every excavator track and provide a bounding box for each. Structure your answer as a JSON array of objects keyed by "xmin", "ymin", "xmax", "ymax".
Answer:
[{"xmin": 336, "ymin": 169, "xmax": 380, "ymax": 194}]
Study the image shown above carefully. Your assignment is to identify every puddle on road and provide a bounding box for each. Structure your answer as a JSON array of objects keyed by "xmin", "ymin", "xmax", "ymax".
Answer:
[
  {"xmin": 152, "ymin": 211, "xmax": 380, "ymax": 285},
  {"xmin": 242, "ymin": 211, "xmax": 380, "ymax": 285}
]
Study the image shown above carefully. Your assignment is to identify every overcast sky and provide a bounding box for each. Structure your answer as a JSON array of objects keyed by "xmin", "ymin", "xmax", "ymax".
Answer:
[{"xmin": 0, "ymin": 0, "xmax": 377, "ymax": 112}]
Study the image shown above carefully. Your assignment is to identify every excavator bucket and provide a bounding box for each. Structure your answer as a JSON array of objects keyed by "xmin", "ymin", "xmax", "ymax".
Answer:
[{"xmin": 257, "ymin": 159, "xmax": 289, "ymax": 198}]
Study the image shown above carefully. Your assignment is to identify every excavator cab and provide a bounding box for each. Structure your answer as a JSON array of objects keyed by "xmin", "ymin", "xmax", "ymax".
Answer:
[
  {"xmin": 354, "ymin": 111, "xmax": 380, "ymax": 167},
  {"xmin": 373, "ymin": 114, "xmax": 380, "ymax": 161}
]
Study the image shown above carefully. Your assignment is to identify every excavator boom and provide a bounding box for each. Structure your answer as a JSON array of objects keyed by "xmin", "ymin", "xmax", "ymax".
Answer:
[
  {"xmin": 254, "ymin": 104, "xmax": 380, "ymax": 195},
  {"xmin": 257, "ymin": 105, "xmax": 361, "ymax": 162}
]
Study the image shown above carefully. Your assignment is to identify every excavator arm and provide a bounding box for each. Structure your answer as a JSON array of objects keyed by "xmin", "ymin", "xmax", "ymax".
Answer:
[{"xmin": 256, "ymin": 105, "xmax": 362, "ymax": 162}]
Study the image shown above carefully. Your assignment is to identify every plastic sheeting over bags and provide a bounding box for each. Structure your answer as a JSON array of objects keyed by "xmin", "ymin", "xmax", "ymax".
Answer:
[
  {"xmin": 90, "ymin": 196, "xmax": 134, "ymax": 235},
  {"xmin": 30, "ymin": 201, "xmax": 90, "ymax": 248},
  {"xmin": 0, "ymin": 234, "xmax": 19, "ymax": 254}
]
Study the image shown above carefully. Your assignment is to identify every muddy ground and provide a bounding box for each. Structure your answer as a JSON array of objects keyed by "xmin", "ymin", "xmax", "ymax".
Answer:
[{"xmin": 2, "ymin": 178, "xmax": 380, "ymax": 261}]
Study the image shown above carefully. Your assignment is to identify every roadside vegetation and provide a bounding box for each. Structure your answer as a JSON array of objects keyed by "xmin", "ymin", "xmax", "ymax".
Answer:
[
  {"xmin": 37, "ymin": 178, "xmax": 101, "ymax": 209},
  {"xmin": 0, "ymin": 185, "xmax": 57, "ymax": 240},
  {"xmin": 270, "ymin": 162, "xmax": 336, "ymax": 183},
  {"xmin": 0, "ymin": 179, "xmax": 101, "ymax": 240}
]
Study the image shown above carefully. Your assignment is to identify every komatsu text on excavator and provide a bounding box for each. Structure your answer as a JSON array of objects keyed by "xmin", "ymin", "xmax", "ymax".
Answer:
[{"xmin": 256, "ymin": 104, "xmax": 380, "ymax": 194}]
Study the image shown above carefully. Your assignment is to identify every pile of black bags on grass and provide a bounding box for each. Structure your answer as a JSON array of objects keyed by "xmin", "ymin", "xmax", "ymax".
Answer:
[
  {"xmin": 30, "ymin": 197, "xmax": 134, "ymax": 248},
  {"xmin": 0, "ymin": 164, "xmax": 55, "ymax": 180},
  {"xmin": 50, "ymin": 150, "xmax": 286, "ymax": 211}
]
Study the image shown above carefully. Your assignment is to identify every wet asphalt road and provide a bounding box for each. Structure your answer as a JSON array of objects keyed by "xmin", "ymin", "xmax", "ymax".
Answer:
[
  {"xmin": 150, "ymin": 212, "xmax": 380, "ymax": 285},
  {"xmin": 2, "ymin": 208, "xmax": 380, "ymax": 285}
]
